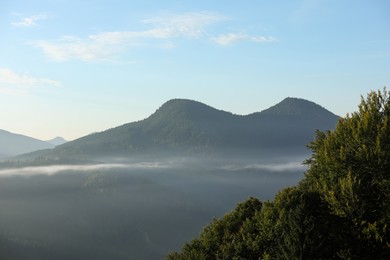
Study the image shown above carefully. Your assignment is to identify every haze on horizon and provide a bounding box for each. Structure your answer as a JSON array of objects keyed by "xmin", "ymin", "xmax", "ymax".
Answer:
[{"xmin": 0, "ymin": 0, "xmax": 389, "ymax": 140}]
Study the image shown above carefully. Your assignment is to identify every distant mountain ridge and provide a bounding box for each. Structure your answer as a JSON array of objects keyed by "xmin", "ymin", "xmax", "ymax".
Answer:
[
  {"xmin": 12, "ymin": 97, "xmax": 339, "ymax": 163},
  {"xmin": 0, "ymin": 130, "xmax": 55, "ymax": 158},
  {"xmin": 46, "ymin": 137, "xmax": 68, "ymax": 146}
]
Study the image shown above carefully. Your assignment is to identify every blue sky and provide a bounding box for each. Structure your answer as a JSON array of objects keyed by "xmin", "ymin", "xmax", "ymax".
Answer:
[{"xmin": 0, "ymin": 0, "xmax": 389, "ymax": 140}]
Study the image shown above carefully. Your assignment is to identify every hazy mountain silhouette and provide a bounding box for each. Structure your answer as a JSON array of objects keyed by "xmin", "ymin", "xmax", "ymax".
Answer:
[
  {"xmin": 0, "ymin": 129, "xmax": 55, "ymax": 158},
  {"xmin": 13, "ymin": 98, "xmax": 339, "ymax": 162},
  {"xmin": 46, "ymin": 136, "xmax": 68, "ymax": 146}
]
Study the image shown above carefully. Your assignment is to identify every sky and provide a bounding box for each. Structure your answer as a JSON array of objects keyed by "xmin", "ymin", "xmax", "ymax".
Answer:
[{"xmin": 0, "ymin": 0, "xmax": 389, "ymax": 141}]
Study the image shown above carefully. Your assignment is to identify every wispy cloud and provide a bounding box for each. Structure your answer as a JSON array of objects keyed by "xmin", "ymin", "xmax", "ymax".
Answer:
[
  {"xmin": 212, "ymin": 33, "xmax": 277, "ymax": 45},
  {"xmin": 31, "ymin": 12, "xmax": 277, "ymax": 62},
  {"xmin": 142, "ymin": 12, "xmax": 225, "ymax": 38},
  {"xmin": 33, "ymin": 36, "xmax": 121, "ymax": 62},
  {"xmin": 0, "ymin": 68, "xmax": 60, "ymax": 95},
  {"xmin": 12, "ymin": 14, "xmax": 47, "ymax": 27},
  {"xmin": 32, "ymin": 12, "xmax": 225, "ymax": 62}
]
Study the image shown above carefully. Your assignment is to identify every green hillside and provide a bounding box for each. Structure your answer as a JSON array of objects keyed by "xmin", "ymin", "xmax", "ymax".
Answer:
[{"xmin": 12, "ymin": 97, "xmax": 339, "ymax": 163}]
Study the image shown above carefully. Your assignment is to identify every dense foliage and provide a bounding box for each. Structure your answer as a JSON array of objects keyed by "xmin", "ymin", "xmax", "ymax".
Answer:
[{"xmin": 167, "ymin": 89, "xmax": 390, "ymax": 259}]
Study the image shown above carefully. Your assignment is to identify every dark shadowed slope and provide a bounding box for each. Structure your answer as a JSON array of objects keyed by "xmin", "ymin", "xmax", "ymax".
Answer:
[
  {"xmin": 0, "ymin": 129, "xmax": 54, "ymax": 159},
  {"xmin": 258, "ymin": 97, "xmax": 335, "ymax": 117},
  {"xmin": 12, "ymin": 98, "xmax": 339, "ymax": 162},
  {"xmin": 244, "ymin": 97, "xmax": 340, "ymax": 150}
]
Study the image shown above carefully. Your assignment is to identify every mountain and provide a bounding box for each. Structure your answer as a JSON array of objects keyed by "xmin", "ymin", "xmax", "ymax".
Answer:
[
  {"xmin": 259, "ymin": 97, "xmax": 336, "ymax": 117},
  {"xmin": 0, "ymin": 129, "xmax": 55, "ymax": 159},
  {"xmin": 46, "ymin": 136, "xmax": 67, "ymax": 146},
  {"xmin": 13, "ymin": 98, "xmax": 339, "ymax": 162}
]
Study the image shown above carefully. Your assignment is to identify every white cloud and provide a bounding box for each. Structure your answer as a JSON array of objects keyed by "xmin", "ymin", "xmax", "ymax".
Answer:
[
  {"xmin": 12, "ymin": 14, "xmax": 47, "ymax": 27},
  {"xmin": 0, "ymin": 68, "xmax": 60, "ymax": 94},
  {"xmin": 31, "ymin": 12, "xmax": 277, "ymax": 62},
  {"xmin": 33, "ymin": 36, "xmax": 121, "ymax": 62},
  {"xmin": 32, "ymin": 33, "xmax": 141, "ymax": 62},
  {"xmin": 31, "ymin": 12, "xmax": 225, "ymax": 62},
  {"xmin": 213, "ymin": 33, "xmax": 277, "ymax": 45},
  {"xmin": 142, "ymin": 12, "xmax": 226, "ymax": 38}
]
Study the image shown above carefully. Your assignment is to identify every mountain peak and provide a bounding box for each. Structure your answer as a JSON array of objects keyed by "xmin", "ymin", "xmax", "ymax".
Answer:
[
  {"xmin": 149, "ymin": 98, "xmax": 233, "ymax": 121},
  {"xmin": 260, "ymin": 97, "xmax": 337, "ymax": 117},
  {"xmin": 46, "ymin": 136, "xmax": 68, "ymax": 146},
  {"xmin": 158, "ymin": 98, "xmax": 213, "ymax": 111},
  {"xmin": 0, "ymin": 129, "xmax": 54, "ymax": 158}
]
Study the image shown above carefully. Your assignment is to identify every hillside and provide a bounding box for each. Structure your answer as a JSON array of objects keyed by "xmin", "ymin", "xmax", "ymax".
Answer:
[
  {"xmin": 0, "ymin": 130, "xmax": 55, "ymax": 159},
  {"xmin": 12, "ymin": 97, "xmax": 339, "ymax": 162}
]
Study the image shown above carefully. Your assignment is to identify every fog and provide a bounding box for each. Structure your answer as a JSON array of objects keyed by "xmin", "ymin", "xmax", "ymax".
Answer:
[
  {"xmin": 0, "ymin": 162, "xmax": 170, "ymax": 177},
  {"xmin": 0, "ymin": 157, "xmax": 306, "ymax": 259}
]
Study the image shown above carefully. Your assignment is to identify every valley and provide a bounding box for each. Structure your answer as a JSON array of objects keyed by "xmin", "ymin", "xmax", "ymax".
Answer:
[{"xmin": 0, "ymin": 97, "xmax": 337, "ymax": 259}]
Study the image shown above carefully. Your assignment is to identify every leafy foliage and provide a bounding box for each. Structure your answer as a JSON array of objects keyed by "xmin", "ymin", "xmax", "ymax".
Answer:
[
  {"xmin": 303, "ymin": 88, "xmax": 390, "ymax": 258},
  {"xmin": 167, "ymin": 197, "xmax": 263, "ymax": 260},
  {"xmin": 168, "ymin": 89, "xmax": 390, "ymax": 259}
]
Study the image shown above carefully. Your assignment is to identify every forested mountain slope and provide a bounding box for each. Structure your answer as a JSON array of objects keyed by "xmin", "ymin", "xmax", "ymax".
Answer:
[{"xmin": 13, "ymin": 97, "xmax": 339, "ymax": 162}]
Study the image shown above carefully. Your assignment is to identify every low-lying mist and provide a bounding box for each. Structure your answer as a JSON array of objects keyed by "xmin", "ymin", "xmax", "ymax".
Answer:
[
  {"xmin": 0, "ymin": 162, "xmax": 170, "ymax": 177},
  {"xmin": 0, "ymin": 156, "xmax": 306, "ymax": 260}
]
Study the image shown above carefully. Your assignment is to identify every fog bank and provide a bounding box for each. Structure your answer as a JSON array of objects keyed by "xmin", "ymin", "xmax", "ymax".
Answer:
[{"xmin": 0, "ymin": 157, "xmax": 306, "ymax": 259}]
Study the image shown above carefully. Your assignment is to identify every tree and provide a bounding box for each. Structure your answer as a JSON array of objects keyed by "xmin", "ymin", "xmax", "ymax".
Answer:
[
  {"xmin": 168, "ymin": 88, "xmax": 390, "ymax": 259},
  {"xmin": 271, "ymin": 186, "xmax": 348, "ymax": 259},
  {"xmin": 304, "ymin": 88, "xmax": 390, "ymax": 258},
  {"xmin": 166, "ymin": 197, "xmax": 263, "ymax": 260}
]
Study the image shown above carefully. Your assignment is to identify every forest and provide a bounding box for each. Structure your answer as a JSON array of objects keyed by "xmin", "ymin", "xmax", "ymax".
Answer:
[{"xmin": 168, "ymin": 89, "xmax": 390, "ymax": 259}]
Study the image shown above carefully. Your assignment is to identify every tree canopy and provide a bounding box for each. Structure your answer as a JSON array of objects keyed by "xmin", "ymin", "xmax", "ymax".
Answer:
[{"xmin": 168, "ymin": 88, "xmax": 390, "ymax": 259}]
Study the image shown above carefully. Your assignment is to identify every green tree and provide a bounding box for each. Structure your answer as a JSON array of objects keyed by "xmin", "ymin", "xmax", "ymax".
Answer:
[
  {"xmin": 304, "ymin": 88, "xmax": 390, "ymax": 258},
  {"xmin": 271, "ymin": 186, "xmax": 347, "ymax": 259},
  {"xmin": 167, "ymin": 197, "xmax": 263, "ymax": 260},
  {"xmin": 168, "ymin": 88, "xmax": 390, "ymax": 259}
]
